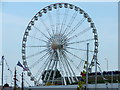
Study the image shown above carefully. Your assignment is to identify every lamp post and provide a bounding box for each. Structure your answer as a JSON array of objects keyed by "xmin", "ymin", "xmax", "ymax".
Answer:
[
  {"xmin": 2, "ymin": 56, "xmax": 4, "ymax": 88},
  {"xmin": 105, "ymin": 58, "xmax": 108, "ymax": 71},
  {"xmin": 86, "ymin": 43, "xmax": 89, "ymax": 90}
]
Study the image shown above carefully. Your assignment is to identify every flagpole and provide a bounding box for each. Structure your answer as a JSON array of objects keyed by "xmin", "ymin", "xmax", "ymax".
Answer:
[
  {"xmin": 2, "ymin": 56, "xmax": 4, "ymax": 88},
  {"xmin": 14, "ymin": 67, "xmax": 17, "ymax": 90},
  {"xmin": 17, "ymin": 61, "xmax": 28, "ymax": 89},
  {"xmin": 22, "ymin": 72, "xmax": 24, "ymax": 90},
  {"xmin": 95, "ymin": 54, "xmax": 97, "ymax": 89},
  {"xmin": 86, "ymin": 43, "xmax": 89, "ymax": 90}
]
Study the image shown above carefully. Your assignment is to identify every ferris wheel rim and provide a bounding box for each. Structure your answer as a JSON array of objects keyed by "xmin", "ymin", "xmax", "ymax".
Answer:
[{"xmin": 22, "ymin": 3, "xmax": 98, "ymax": 86}]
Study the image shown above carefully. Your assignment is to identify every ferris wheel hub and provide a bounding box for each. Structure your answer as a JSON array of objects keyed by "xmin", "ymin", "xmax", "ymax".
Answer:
[
  {"xmin": 49, "ymin": 34, "xmax": 65, "ymax": 50},
  {"xmin": 51, "ymin": 41, "xmax": 63, "ymax": 50}
]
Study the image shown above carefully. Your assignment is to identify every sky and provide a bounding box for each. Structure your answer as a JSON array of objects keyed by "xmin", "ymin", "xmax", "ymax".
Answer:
[{"xmin": 0, "ymin": 1, "xmax": 119, "ymax": 86}]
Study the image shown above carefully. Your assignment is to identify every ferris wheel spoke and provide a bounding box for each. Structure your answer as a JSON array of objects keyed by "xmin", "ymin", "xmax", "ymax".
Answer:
[
  {"xmin": 26, "ymin": 45, "xmax": 47, "ymax": 48},
  {"xmin": 59, "ymin": 51, "xmax": 72, "ymax": 84},
  {"xmin": 45, "ymin": 56, "xmax": 56, "ymax": 83},
  {"xmin": 68, "ymin": 27, "xmax": 91, "ymax": 41},
  {"xmin": 64, "ymin": 49, "xmax": 85, "ymax": 62},
  {"xmin": 59, "ymin": 52, "xmax": 72, "ymax": 84},
  {"xmin": 52, "ymin": 51, "xmax": 60, "ymax": 83},
  {"xmin": 29, "ymin": 35, "xmax": 48, "ymax": 43},
  {"xmin": 52, "ymin": 60, "xmax": 59, "ymax": 84},
  {"xmin": 61, "ymin": 51, "xmax": 74, "ymax": 83},
  {"xmin": 59, "ymin": 8, "xmax": 69, "ymax": 34},
  {"xmin": 43, "ymin": 59, "xmax": 53, "ymax": 81},
  {"xmin": 65, "ymin": 57, "xmax": 79, "ymax": 82},
  {"xmin": 55, "ymin": 7, "xmax": 60, "ymax": 34},
  {"xmin": 63, "ymin": 52, "xmax": 83, "ymax": 72},
  {"xmin": 77, "ymin": 60, "xmax": 85, "ymax": 70},
  {"xmin": 66, "ymin": 46, "xmax": 94, "ymax": 52},
  {"xmin": 43, "ymin": 51, "xmax": 56, "ymax": 81},
  {"xmin": 58, "ymin": 58, "xmax": 67, "ymax": 85},
  {"xmin": 36, "ymin": 53, "xmax": 52, "ymax": 81},
  {"xmin": 62, "ymin": 11, "xmax": 78, "ymax": 35},
  {"xmin": 67, "ymin": 38, "xmax": 94, "ymax": 45},
  {"xmin": 48, "ymin": 12, "xmax": 55, "ymax": 35},
  {"xmin": 26, "ymin": 49, "xmax": 48, "ymax": 59},
  {"xmin": 35, "ymin": 54, "xmax": 52, "ymax": 79},
  {"xmin": 36, "ymin": 51, "xmax": 54, "ymax": 79},
  {"xmin": 39, "ymin": 18, "xmax": 52, "ymax": 37},
  {"xmin": 29, "ymin": 50, "xmax": 51, "ymax": 69},
  {"xmin": 62, "ymin": 52, "xmax": 79, "ymax": 81},
  {"xmin": 46, "ymin": 58, "xmax": 56, "ymax": 83},
  {"xmin": 33, "ymin": 26, "xmax": 50, "ymax": 40},
  {"xmin": 61, "ymin": 60, "xmax": 72, "ymax": 84},
  {"xmin": 65, "ymin": 17, "xmax": 86, "ymax": 37}
]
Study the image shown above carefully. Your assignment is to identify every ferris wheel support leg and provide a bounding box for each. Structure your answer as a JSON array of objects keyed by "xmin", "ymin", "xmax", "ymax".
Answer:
[
  {"xmin": 51, "ymin": 51, "xmax": 59, "ymax": 84},
  {"xmin": 62, "ymin": 51, "xmax": 78, "ymax": 82},
  {"xmin": 59, "ymin": 58, "xmax": 67, "ymax": 85},
  {"xmin": 43, "ymin": 51, "xmax": 56, "ymax": 82},
  {"xmin": 64, "ymin": 59, "xmax": 72, "ymax": 84},
  {"xmin": 95, "ymin": 55, "xmax": 97, "ymax": 89},
  {"xmin": 43, "ymin": 59, "xmax": 52, "ymax": 81},
  {"xmin": 61, "ymin": 53, "xmax": 73, "ymax": 84},
  {"xmin": 46, "ymin": 60, "xmax": 56, "ymax": 84},
  {"xmin": 59, "ymin": 54, "xmax": 69, "ymax": 85},
  {"xmin": 66, "ymin": 61, "xmax": 74, "ymax": 84},
  {"xmin": 52, "ymin": 60, "xmax": 58, "ymax": 84},
  {"xmin": 66, "ymin": 58, "xmax": 79, "ymax": 82},
  {"xmin": 60, "ymin": 57, "xmax": 70, "ymax": 85}
]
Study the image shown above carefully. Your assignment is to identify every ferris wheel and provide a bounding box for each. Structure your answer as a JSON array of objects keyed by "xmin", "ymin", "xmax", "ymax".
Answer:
[{"xmin": 22, "ymin": 3, "xmax": 98, "ymax": 86}]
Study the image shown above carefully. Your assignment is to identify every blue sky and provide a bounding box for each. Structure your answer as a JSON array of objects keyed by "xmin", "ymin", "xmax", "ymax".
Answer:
[{"xmin": 0, "ymin": 2, "xmax": 118, "ymax": 86}]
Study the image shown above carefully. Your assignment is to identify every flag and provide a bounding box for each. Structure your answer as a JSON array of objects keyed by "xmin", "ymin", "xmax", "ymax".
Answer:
[
  {"xmin": 23, "ymin": 67, "xmax": 29, "ymax": 71},
  {"xmin": 17, "ymin": 61, "xmax": 23, "ymax": 68},
  {"xmin": 17, "ymin": 61, "xmax": 28, "ymax": 71}
]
